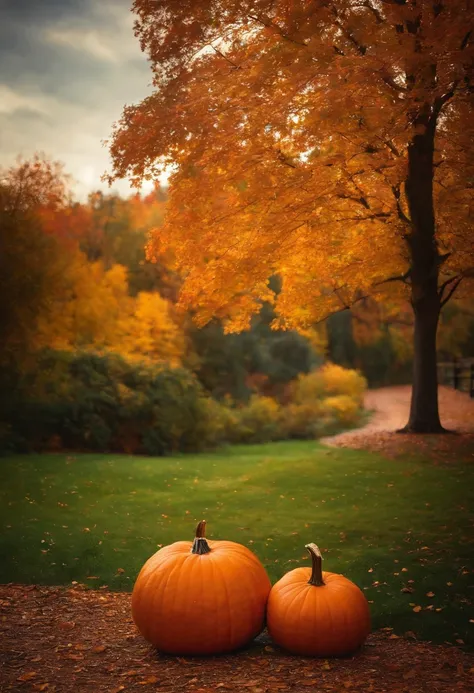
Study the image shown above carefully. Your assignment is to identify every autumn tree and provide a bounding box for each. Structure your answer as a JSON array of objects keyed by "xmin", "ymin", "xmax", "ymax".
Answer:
[
  {"xmin": 0, "ymin": 156, "xmax": 71, "ymax": 366},
  {"xmin": 108, "ymin": 1, "xmax": 474, "ymax": 431}
]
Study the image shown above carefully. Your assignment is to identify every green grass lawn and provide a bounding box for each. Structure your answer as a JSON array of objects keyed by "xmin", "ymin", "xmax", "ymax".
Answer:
[{"xmin": 1, "ymin": 441, "xmax": 473, "ymax": 648}]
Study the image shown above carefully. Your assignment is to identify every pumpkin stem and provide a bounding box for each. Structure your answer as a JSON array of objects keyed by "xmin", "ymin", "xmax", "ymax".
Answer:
[
  {"xmin": 306, "ymin": 543, "xmax": 325, "ymax": 586},
  {"xmin": 191, "ymin": 520, "xmax": 212, "ymax": 555}
]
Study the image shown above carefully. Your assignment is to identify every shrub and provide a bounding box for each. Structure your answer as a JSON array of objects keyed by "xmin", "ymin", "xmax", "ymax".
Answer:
[
  {"xmin": 280, "ymin": 402, "xmax": 323, "ymax": 439},
  {"xmin": 321, "ymin": 395, "xmax": 361, "ymax": 425},
  {"xmin": 233, "ymin": 395, "xmax": 282, "ymax": 444},
  {"xmin": 200, "ymin": 398, "xmax": 240, "ymax": 447},
  {"xmin": 292, "ymin": 363, "xmax": 367, "ymax": 406},
  {"xmin": 0, "ymin": 350, "xmax": 211, "ymax": 456},
  {"xmin": 0, "ymin": 353, "xmax": 368, "ymax": 455},
  {"xmin": 281, "ymin": 363, "xmax": 367, "ymax": 439}
]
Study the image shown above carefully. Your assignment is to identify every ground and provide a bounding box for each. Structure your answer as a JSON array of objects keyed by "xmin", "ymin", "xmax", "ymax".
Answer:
[
  {"xmin": 1, "ymin": 584, "xmax": 474, "ymax": 693},
  {"xmin": 1, "ymin": 387, "xmax": 474, "ymax": 692},
  {"xmin": 322, "ymin": 385, "xmax": 474, "ymax": 459}
]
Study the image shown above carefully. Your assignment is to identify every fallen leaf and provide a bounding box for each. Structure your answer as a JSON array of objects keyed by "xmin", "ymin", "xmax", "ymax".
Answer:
[
  {"xmin": 58, "ymin": 621, "xmax": 75, "ymax": 630},
  {"xmin": 413, "ymin": 605, "xmax": 422, "ymax": 613},
  {"xmin": 17, "ymin": 672, "xmax": 37, "ymax": 682},
  {"xmin": 426, "ymin": 591, "xmax": 435, "ymax": 597},
  {"xmin": 92, "ymin": 645, "xmax": 107, "ymax": 653},
  {"xmin": 33, "ymin": 684, "xmax": 49, "ymax": 692},
  {"xmin": 139, "ymin": 676, "xmax": 159, "ymax": 685},
  {"xmin": 403, "ymin": 669, "xmax": 416, "ymax": 680}
]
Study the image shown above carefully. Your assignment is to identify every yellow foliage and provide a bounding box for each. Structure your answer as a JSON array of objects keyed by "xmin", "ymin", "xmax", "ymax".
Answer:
[
  {"xmin": 280, "ymin": 402, "xmax": 322, "ymax": 439},
  {"xmin": 120, "ymin": 291, "xmax": 184, "ymax": 366},
  {"xmin": 235, "ymin": 395, "xmax": 282, "ymax": 443},
  {"xmin": 35, "ymin": 250, "xmax": 184, "ymax": 366},
  {"xmin": 320, "ymin": 395, "xmax": 361, "ymax": 426},
  {"xmin": 297, "ymin": 325, "xmax": 328, "ymax": 356},
  {"xmin": 294, "ymin": 363, "xmax": 367, "ymax": 407}
]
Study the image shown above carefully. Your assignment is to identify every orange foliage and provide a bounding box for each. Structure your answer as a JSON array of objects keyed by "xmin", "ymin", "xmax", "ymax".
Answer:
[{"xmin": 107, "ymin": 0, "xmax": 473, "ymax": 331}]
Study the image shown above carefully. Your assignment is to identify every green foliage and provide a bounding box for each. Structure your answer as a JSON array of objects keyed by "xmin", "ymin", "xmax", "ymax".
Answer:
[
  {"xmin": 0, "ymin": 208, "xmax": 68, "ymax": 367},
  {"xmin": 200, "ymin": 363, "xmax": 367, "ymax": 446},
  {"xmin": 0, "ymin": 351, "xmax": 209, "ymax": 456},
  {"xmin": 0, "ymin": 353, "xmax": 366, "ymax": 455},
  {"xmin": 233, "ymin": 395, "xmax": 282, "ymax": 444},
  {"xmin": 188, "ymin": 298, "xmax": 321, "ymax": 402}
]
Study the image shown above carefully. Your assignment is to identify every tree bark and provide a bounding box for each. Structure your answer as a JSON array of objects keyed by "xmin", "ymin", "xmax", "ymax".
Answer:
[
  {"xmin": 404, "ymin": 284, "xmax": 443, "ymax": 432},
  {"xmin": 401, "ymin": 111, "xmax": 445, "ymax": 433}
]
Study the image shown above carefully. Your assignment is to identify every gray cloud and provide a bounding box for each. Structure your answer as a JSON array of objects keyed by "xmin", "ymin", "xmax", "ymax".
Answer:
[{"xmin": 0, "ymin": 0, "xmax": 158, "ymax": 199}]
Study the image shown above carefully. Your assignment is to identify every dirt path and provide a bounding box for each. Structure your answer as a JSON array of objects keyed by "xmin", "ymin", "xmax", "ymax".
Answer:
[
  {"xmin": 322, "ymin": 385, "xmax": 474, "ymax": 457},
  {"xmin": 1, "ymin": 585, "xmax": 473, "ymax": 693}
]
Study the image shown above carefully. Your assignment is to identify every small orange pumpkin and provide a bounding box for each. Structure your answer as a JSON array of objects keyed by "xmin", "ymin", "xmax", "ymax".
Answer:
[
  {"xmin": 267, "ymin": 543, "xmax": 370, "ymax": 657},
  {"xmin": 131, "ymin": 521, "xmax": 271, "ymax": 655}
]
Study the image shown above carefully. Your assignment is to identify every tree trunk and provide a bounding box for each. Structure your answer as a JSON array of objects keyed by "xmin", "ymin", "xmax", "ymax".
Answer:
[
  {"xmin": 401, "ymin": 110, "xmax": 445, "ymax": 433},
  {"xmin": 404, "ymin": 284, "xmax": 443, "ymax": 432}
]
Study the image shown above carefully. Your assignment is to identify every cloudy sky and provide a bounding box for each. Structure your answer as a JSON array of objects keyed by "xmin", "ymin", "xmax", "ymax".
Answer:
[{"xmin": 0, "ymin": 0, "xmax": 158, "ymax": 199}]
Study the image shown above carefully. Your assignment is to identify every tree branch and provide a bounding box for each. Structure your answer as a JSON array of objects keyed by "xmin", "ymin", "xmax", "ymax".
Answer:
[
  {"xmin": 363, "ymin": 0, "xmax": 384, "ymax": 24},
  {"xmin": 211, "ymin": 46, "xmax": 241, "ymax": 69},
  {"xmin": 246, "ymin": 13, "xmax": 306, "ymax": 46},
  {"xmin": 440, "ymin": 277, "xmax": 463, "ymax": 307},
  {"xmin": 391, "ymin": 184, "xmax": 411, "ymax": 224},
  {"xmin": 376, "ymin": 270, "xmax": 411, "ymax": 286}
]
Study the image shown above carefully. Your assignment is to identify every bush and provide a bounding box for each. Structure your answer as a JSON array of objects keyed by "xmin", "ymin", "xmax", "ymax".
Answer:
[
  {"xmin": 292, "ymin": 363, "xmax": 367, "ymax": 406},
  {"xmin": 200, "ymin": 398, "xmax": 240, "ymax": 447},
  {"xmin": 0, "ymin": 353, "xmax": 368, "ymax": 455},
  {"xmin": 321, "ymin": 395, "xmax": 361, "ymax": 425},
  {"xmin": 0, "ymin": 350, "xmax": 211, "ymax": 456},
  {"xmin": 280, "ymin": 402, "xmax": 323, "ymax": 439},
  {"xmin": 233, "ymin": 395, "xmax": 282, "ymax": 444},
  {"xmin": 281, "ymin": 363, "xmax": 367, "ymax": 439}
]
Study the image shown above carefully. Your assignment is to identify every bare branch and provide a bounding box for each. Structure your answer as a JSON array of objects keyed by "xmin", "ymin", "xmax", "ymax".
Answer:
[
  {"xmin": 376, "ymin": 270, "xmax": 411, "ymax": 286},
  {"xmin": 211, "ymin": 46, "xmax": 241, "ymax": 70},
  {"xmin": 246, "ymin": 13, "xmax": 306, "ymax": 46},
  {"xmin": 363, "ymin": 0, "xmax": 384, "ymax": 24},
  {"xmin": 391, "ymin": 184, "xmax": 411, "ymax": 224},
  {"xmin": 461, "ymin": 29, "xmax": 472, "ymax": 50},
  {"xmin": 440, "ymin": 277, "xmax": 463, "ymax": 307}
]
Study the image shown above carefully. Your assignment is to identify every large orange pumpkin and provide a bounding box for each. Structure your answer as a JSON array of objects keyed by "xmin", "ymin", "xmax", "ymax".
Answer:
[
  {"xmin": 267, "ymin": 543, "xmax": 370, "ymax": 657},
  {"xmin": 131, "ymin": 521, "xmax": 272, "ymax": 655}
]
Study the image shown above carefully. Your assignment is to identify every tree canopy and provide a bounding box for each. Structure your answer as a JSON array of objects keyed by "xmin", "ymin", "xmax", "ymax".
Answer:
[
  {"xmin": 108, "ymin": 0, "xmax": 474, "ymax": 431},
  {"xmin": 109, "ymin": 0, "xmax": 473, "ymax": 327}
]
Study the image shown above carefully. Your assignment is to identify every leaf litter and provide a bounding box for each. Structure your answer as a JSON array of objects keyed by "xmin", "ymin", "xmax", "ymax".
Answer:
[{"xmin": 1, "ymin": 585, "xmax": 474, "ymax": 692}]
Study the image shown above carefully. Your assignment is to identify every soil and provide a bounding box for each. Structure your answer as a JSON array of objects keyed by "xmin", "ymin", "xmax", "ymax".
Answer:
[
  {"xmin": 322, "ymin": 386, "xmax": 474, "ymax": 459},
  {"xmin": 1, "ymin": 584, "xmax": 473, "ymax": 693}
]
